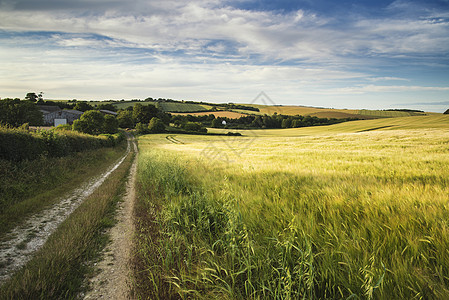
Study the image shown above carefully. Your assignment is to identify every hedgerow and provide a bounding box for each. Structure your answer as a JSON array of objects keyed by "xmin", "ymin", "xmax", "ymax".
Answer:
[{"xmin": 0, "ymin": 126, "xmax": 125, "ymax": 162}]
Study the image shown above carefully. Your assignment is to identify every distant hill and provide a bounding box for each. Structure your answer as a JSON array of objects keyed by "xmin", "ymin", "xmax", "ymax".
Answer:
[{"xmin": 45, "ymin": 99, "xmax": 437, "ymax": 120}]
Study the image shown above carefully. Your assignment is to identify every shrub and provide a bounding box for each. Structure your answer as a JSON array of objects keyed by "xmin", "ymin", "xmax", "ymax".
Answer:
[
  {"xmin": 135, "ymin": 122, "xmax": 148, "ymax": 134},
  {"xmin": 148, "ymin": 117, "xmax": 165, "ymax": 133},
  {"xmin": 73, "ymin": 110, "xmax": 105, "ymax": 135},
  {"xmin": 183, "ymin": 122, "xmax": 207, "ymax": 133}
]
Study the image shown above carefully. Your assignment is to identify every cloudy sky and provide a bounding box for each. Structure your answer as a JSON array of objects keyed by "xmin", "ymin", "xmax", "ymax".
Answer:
[{"xmin": 1, "ymin": 0, "xmax": 448, "ymax": 111}]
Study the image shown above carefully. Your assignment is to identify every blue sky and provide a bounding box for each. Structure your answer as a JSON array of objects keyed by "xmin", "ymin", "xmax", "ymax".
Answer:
[{"xmin": 0, "ymin": 0, "xmax": 448, "ymax": 112}]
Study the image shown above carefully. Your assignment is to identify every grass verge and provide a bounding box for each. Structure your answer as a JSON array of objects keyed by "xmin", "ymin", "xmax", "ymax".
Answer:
[
  {"xmin": 0, "ymin": 144, "xmax": 135, "ymax": 299},
  {"xmin": 0, "ymin": 142, "xmax": 127, "ymax": 238}
]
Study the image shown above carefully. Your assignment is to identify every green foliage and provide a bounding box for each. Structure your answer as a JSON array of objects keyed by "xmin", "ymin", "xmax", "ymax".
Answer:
[
  {"xmin": 117, "ymin": 110, "xmax": 134, "ymax": 128},
  {"xmin": 74, "ymin": 101, "xmax": 94, "ymax": 112},
  {"xmin": 25, "ymin": 92, "xmax": 38, "ymax": 102},
  {"xmin": 133, "ymin": 103, "xmax": 158, "ymax": 124},
  {"xmin": 148, "ymin": 117, "xmax": 165, "ymax": 133},
  {"xmin": 183, "ymin": 121, "xmax": 207, "ymax": 133},
  {"xmin": 0, "ymin": 98, "xmax": 43, "ymax": 127},
  {"xmin": 358, "ymin": 109, "xmax": 424, "ymax": 118},
  {"xmin": 103, "ymin": 115, "xmax": 119, "ymax": 134},
  {"xmin": 135, "ymin": 122, "xmax": 148, "ymax": 134},
  {"xmin": 172, "ymin": 113, "xmax": 354, "ymax": 130},
  {"xmin": 158, "ymin": 102, "xmax": 208, "ymax": 113},
  {"xmin": 97, "ymin": 103, "xmax": 117, "ymax": 112},
  {"xmin": 0, "ymin": 147, "xmax": 133, "ymax": 299},
  {"xmin": 74, "ymin": 110, "xmax": 104, "ymax": 135},
  {"xmin": 0, "ymin": 126, "xmax": 124, "ymax": 162},
  {"xmin": 73, "ymin": 110, "xmax": 118, "ymax": 135},
  {"xmin": 211, "ymin": 118, "xmax": 223, "ymax": 128}
]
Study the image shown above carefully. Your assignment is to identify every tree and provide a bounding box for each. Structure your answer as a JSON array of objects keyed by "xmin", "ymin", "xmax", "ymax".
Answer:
[
  {"xmin": 73, "ymin": 110, "xmax": 104, "ymax": 135},
  {"xmin": 117, "ymin": 110, "xmax": 134, "ymax": 128},
  {"xmin": 103, "ymin": 115, "xmax": 119, "ymax": 134},
  {"xmin": 211, "ymin": 118, "xmax": 223, "ymax": 128},
  {"xmin": 183, "ymin": 122, "xmax": 207, "ymax": 133},
  {"xmin": 444, "ymin": 109, "xmax": 449, "ymax": 114},
  {"xmin": 97, "ymin": 103, "xmax": 117, "ymax": 112},
  {"xmin": 135, "ymin": 122, "xmax": 148, "ymax": 134},
  {"xmin": 148, "ymin": 117, "xmax": 165, "ymax": 133},
  {"xmin": 25, "ymin": 92, "xmax": 38, "ymax": 102},
  {"xmin": 0, "ymin": 98, "xmax": 43, "ymax": 126},
  {"xmin": 133, "ymin": 103, "xmax": 158, "ymax": 124},
  {"xmin": 74, "ymin": 101, "xmax": 94, "ymax": 112}
]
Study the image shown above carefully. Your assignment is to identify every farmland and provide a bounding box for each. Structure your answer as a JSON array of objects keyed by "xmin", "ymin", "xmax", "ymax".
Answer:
[
  {"xmin": 158, "ymin": 102, "xmax": 209, "ymax": 113},
  {"xmin": 133, "ymin": 115, "xmax": 449, "ymax": 299},
  {"xmin": 171, "ymin": 111, "xmax": 248, "ymax": 119}
]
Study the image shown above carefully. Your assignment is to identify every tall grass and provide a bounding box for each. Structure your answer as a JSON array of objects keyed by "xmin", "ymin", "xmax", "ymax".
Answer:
[
  {"xmin": 133, "ymin": 127, "xmax": 449, "ymax": 299},
  {"xmin": 0, "ymin": 137, "xmax": 128, "ymax": 237},
  {"xmin": 0, "ymin": 147, "xmax": 135, "ymax": 299}
]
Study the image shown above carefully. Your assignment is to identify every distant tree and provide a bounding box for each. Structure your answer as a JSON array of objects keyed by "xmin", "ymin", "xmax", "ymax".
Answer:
[
  {"xmin": 103, "ymin": 115, "xmax": 119, "ymax": 134},
  {"xmin": 0, "ymin": 98, "xmax": 43, "ymax": 126},
  {"xmin": 74, "ymin": 101, "xmax": 94, "ymax": 112},
  {"xmin": 117, "ymin": 110, "xmax": 134, "ymax": 128},
  {"xmin": 73, "ymin": 110, "xmax": 104, "ymax": 135},
  {"xmin": 135, "ymin": 122, "xmax": 148, "ymax": 134},
  {"xmin": 444, "ymin": 109, "xmax": 449, "ymax": 114},
  {"xmin": 148, "ymin": 117, "xmax": 165, "ymax": 133},
  {"xmin": 97, "ymin": 103, "xmax": 117, "ymax": 112},
  {"xmin": 25, "ymin": 92, "xmax": 38, "ymax": 102},
  {"xmin": 211, "ymin": 118, "xmax": 223, "ymax": 128},
  {"xmin": 281, "ymin": 118, "xmax": 292, "ymax": 129},
  {"xmin": 183, "ymin": 122, "xmax": 207, "ymax": 133},
  {"xmin": 133, "ymin": 103, "xmax": 158, "ymax": 124}
]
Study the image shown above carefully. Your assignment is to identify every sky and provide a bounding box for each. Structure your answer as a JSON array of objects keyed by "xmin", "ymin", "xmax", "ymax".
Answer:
[{"xmin": 0, "ymin": 0, "xmax": 448, "ymax": 112}]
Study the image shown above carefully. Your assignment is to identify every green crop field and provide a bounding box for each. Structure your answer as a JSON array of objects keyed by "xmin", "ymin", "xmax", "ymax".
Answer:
[
  {"xmin": 357, "ymin": 110, "xmax": 425, "ymax": 118},
  {"xmin": 158, "ymin": 102, "xmax": 209, "ymax": 112},
  {"xmin": 133, "ymin": 114, "xmax": 449, "ymax": 299},
  {"xmin": 110, "ymin": 101, "xmax": 156, "ymax": 110}
]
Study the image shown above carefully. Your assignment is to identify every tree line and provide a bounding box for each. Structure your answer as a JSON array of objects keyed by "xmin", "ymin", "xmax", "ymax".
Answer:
[{"xmin": 170, "ymin": 113, "xmax": 358, "ymax": 129}]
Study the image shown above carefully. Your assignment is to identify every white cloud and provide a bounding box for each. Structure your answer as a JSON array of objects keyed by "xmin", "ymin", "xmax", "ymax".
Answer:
[
  {"xmin": 0, "ymin": 0, "xmax": 448, "ymax": 110},
  {"xmin": 1, "ymin": 1, "xmax": 448, "ymax": 64}
]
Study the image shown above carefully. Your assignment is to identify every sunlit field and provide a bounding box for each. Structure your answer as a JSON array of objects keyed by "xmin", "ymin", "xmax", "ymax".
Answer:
[{"xmin": 133, "ymin": 115, "xmax": 449, "ymax": 299}]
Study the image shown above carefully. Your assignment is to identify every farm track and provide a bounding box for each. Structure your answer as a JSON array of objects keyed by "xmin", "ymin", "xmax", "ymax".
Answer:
[
  {"xmin": 83, "ymin": 138, "xmax": 137, "ymax": 299},
  {"xmin": 0, "ymin": 138, "xmax": 131, "ymax": 285}
]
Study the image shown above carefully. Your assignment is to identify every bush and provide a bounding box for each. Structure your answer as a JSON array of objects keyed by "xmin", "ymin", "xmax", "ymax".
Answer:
[
  {"xmin": 135, "ymin": 122, "xmax": 148, "ymax": 134},
  {"xmin": 148, "ymin": 117, "xmax": 165, "ymax": 133},
  {"xmin": 72, "ymin": 110, "xmax": 119, "ymax": 135},
  {"xmin": 183, "ymin": 122, "xmax": 207, "ymax": 133},
  {"xmin": 73, "ymin": 110, "xmax": 105, "ymax": 135}
]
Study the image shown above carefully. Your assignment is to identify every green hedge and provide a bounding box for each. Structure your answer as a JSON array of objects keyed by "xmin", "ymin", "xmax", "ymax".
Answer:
[{"xmin": 0, "ymin": 126, "xmax": 125, "ymax": 162}]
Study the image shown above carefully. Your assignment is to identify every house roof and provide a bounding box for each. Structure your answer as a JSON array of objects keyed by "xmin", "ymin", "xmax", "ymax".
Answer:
[
  {"xmin": 38, "ymin": 105, "xmax": 62, "ymax": 113},
  {"xmin": 99, "ymin": 109, "xmax": 118, "ymax": 116},
  {"xmin": 62, "ymin": 109, "xmax": 84, "ymax": 115}
]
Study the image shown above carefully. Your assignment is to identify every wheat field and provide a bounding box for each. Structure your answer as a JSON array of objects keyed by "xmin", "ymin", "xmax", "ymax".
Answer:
[{"xmin": 133, "ymin": 115, "xmax": 449, "ymax": 299}]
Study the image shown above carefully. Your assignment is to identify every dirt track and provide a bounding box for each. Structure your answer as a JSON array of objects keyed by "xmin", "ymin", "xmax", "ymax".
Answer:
[{"xmin": 83, "ymin": 138, "xmax": 138, "ymax": 299}]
